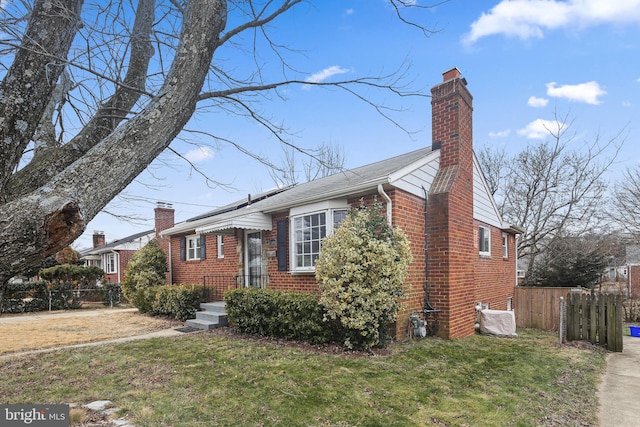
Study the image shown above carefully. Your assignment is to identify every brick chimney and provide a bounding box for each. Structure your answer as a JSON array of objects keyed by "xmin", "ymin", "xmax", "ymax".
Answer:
[
  {"xmin": 154, "ymin": 201, "xmax": 175, "ymax": 237},
  {"xmin": 154, "ymin": 202, "xmax": 174, "ymax": 283},
  {"xmin": 92, "ymin": 231, "xmax": 105, "ymax": 248},
  {"xmin": 427, "ymin": 67, "xmax": 476, "ymax": 339}
]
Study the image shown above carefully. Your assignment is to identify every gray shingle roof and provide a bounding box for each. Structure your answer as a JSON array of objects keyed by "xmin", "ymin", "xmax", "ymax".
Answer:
[{"xmin": 162, "ymin": 146, "xmax": 434, "ymax": 236}]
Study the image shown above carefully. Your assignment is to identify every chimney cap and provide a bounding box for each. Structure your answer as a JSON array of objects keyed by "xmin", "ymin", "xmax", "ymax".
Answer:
[
  {"xmin": 93, "ymin": 230, "xmax": 104, "ymax": 235},
  {"xmin": 442, "ymin": 67, "xmax": 462, "ymax": 82},
  {"xmin": 156, "ymin": 201, "xmax": 173, "ymax": 209}
]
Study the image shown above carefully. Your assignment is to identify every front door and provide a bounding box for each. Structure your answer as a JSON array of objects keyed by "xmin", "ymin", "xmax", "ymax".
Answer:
[{"xmin": 246, "ymin": 231, "xmax": 262, "ymax": 288}]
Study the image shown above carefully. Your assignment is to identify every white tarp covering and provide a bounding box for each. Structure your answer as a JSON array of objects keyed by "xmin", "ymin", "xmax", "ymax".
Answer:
[{"xmin": 479, "ymin": 309, "xmax": 517, "ymax": 337}]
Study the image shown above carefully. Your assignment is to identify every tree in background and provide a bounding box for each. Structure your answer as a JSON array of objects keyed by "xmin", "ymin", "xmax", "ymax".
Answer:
[
  {"xmin": 478, "ymin": 114, "xmax": 622, "ymax": 272},
  {"xmin": 121, "ymin": 240, "xmax": 167, "ymax": 312},
  {"xmin": 269, "ymin": 143, "xmax": 346, "ymax": 187},
  {"xmin": 315, "ymin": 202, "xmax": 412, "ymax": 350},
  {"xmin": 613, "ymin": 165, "xmax": 640, "ymax": 242},
  {"xmin": 0, "ymin": 0, "xmax": 437, "ymax": 294},
  {"xmin": 55, "ymin": 246, "xmax": 80, "ymax": 265},
  {"xmin": 521, "ymin": 236, "xmax": 607, "ymax": 289}
]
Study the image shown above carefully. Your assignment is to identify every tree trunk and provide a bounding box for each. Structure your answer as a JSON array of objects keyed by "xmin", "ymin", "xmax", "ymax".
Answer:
[{"xmin": 0, "ymin": 0, "xmax": 227, "ymax": 286}]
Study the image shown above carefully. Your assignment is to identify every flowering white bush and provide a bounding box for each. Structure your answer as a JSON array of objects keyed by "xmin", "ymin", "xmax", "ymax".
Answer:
[{"xmin": 316, "ymin": 202, "xmax": 412, "ymax": 349}]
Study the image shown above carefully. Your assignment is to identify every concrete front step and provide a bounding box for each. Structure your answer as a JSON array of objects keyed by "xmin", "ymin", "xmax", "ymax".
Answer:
[
  {"xmin": 200, "ymin": 302, "xmax": 226, "ymax": 313},
  {"xmin": 185, "ymin": 302, "xmax": 228, "ymax": 330}
]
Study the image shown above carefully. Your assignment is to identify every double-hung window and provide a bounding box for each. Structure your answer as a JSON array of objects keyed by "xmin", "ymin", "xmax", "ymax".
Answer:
[
  {"xmin": 293, "ymin": 212, "xmax": 326, "ymax": 270},
  {"xmin": 105, "ymin": 253, "xmax": 117, "ymax": 274},
  {"xmin": 217, "ymin": 235, "xmax": 224, "ymax": 258},
  {"xmin": 502, "ymin": 233, "xmax": 509, "ymax": 258},
  {"xmin": 187, "ymin": 235, "xmax": 201, "ymax": 260},
  {"xmin": 479, "ymin": 225, "xmax": 491, "ymax": 256},
  {"xmin": 290, "ymin": 201, "xmax": 348, "ymax": 272}
]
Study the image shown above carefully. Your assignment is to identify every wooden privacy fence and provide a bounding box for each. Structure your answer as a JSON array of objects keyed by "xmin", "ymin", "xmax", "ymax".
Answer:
[
  {"xmin": 566, "ymin": 292, "xmax": 623, "ymax": 352},
  {"xmin": 513, "ymin": 287, "xmax": 571, "ymax": 332}
]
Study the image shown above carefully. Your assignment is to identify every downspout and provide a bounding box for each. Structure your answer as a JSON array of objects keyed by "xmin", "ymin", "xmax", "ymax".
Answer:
[
  {"xmin": 167, "ymin": 238, "xmax": 173, "ymax": 284},
  {"xmin": 377, "ymin": 184, "xmax": 392, "ymax": 225},
  {"xmin": 515, "ymin": 235, "xmax": 518, "ymax": 287}
]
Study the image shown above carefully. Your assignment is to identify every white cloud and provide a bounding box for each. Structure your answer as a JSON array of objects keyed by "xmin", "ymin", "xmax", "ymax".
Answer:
[
  {"xmin": 489, "ymin": 129, "xmax": 511, "ymax": 138},
  {"xmin": 517, "ymin": 118, "xmax": 563, "ymax": 139},
  {"xmin": 183, "ymin": 146, "xmax": 214, "ymax": 163},
  {"xmin": 528, "ymin": 96, "xmax": 549, "ymax": 107},
  {"xmin": 622, "ymin": 101, "xmax": 632, "ymax": 107},
  {"xmin": 305, "ymin": 66, "xmax": 350, "ymax": 84},
  {"xmin": 463, "ymin": 0, "xmax": 640, "ymax": 45},
  {"xmin": 345, "ymin": 8, "xmax": 354, "ymax": 15},
  {"xmin": 546, "ymin": 81, "xmax": 606, "ymax": 104}
]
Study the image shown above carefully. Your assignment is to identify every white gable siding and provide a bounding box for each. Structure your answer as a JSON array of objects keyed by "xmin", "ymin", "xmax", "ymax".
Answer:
[
  {"xmin": 389, "ymin": 154, "xmax": 440, "ymax": 198},
  {"xmin": 473, "ymin": 156, "xmax": 502, "ymax": 227}
]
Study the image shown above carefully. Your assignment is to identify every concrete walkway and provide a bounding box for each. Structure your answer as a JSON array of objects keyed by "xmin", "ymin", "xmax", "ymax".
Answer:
[{"xmin": 598, "ymin": 335, "xmax": 640, "ymax": 427}]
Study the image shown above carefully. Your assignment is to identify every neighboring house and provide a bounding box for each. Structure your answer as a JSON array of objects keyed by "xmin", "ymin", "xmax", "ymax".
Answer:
[
  {"xmin": 160, "ymin": 68, "xmax": 522, "ymax": 339},
  {"xmin": 626, "ymin": 245, "xmax": 640, "ymax": 299},
  {"xmin": 80, "ymin": 203, "xmax": 175, "ymax": 283}
]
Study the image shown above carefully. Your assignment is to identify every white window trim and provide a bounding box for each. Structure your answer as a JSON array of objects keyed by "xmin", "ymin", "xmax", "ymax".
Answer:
[
  {"xmin": 479, "ymin": 225, "xmax": 491, "ymax": 257},
  {"xmin": 217, "ymin": 235, "xmax": 224, "ymax": 259},
  {"xmin": 186, "ymin": 235, "xmax": 201, "ymax": 261},
  {"xmin": 289, "ymin": 201, "xmax": 349, "ymax": 273},
  {"xmin": 105, "ymin": 253, "xmax": 118, "ymax": 274},
  {"xmin": 502, "ymin": 233, "xmax": 509, "ymax": 259}
]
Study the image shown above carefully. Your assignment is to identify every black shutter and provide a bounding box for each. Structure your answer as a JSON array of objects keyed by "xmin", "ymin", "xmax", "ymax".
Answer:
[
  {"xmin": 180, "ymin": 236, "xmax": 186, "ymax": 261},
  {"xmin": 200, "ymin": 234, "xmax": 207, "ymax": 260},
  {"xmin": 277, "ymin": 220, "xmax": 288, "ymax": 271}
]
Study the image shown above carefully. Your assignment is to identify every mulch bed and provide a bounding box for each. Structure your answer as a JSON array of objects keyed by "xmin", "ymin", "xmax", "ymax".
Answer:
[{"xmin": 207, "ymin": 326, "xmax": 394, "ymax": 358}]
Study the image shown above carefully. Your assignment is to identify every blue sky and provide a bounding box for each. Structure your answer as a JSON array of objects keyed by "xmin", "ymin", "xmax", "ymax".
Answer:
[{"xmin": 74, "ymin": 0, "xmax": 640, "ymax": 249}]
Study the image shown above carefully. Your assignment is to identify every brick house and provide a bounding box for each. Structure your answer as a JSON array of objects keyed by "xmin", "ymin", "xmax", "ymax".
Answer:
[
  {"xmin": 80, "ymin": 203, "xmax": 175, "ymax": 283},
  {"xmin": 160, "ymin": 68, "xmax": 522, "ymax": 339}
]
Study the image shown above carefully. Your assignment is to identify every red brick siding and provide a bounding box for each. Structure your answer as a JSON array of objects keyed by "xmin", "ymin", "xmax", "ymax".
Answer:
[
  {"xmin": 169, "ymin": 233, "xmax": 240, "ymax": 286},
  {"xmin": 385, "ymin": 189, "xmax": 427, "ymax": 338},
  {"xmin": 473, "ymin": 222, "xmax": 516, "ymax": 311},
  {"xmin": 629, "ymin": 265, "xmax": 640, "ymax": 299},
  {"xmin": 265, "ymin": 212, "xmax": 321, "ymax": 294}
]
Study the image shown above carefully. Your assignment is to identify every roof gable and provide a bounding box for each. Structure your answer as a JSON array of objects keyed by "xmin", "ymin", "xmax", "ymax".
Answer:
[{"xmin": 80, "ymin": 229, "xmax": 155, "ymax": 255}]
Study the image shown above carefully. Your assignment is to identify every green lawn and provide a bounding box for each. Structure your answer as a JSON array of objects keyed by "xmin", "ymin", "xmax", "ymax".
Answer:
[{"xmin": 0, "ymin": 329, "xmax": 606, "ymax": 426}]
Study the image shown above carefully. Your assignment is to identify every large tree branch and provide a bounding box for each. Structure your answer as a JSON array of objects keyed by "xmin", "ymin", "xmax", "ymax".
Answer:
[
  {"xmin": 0, "ymin": 0, "xmax": 83, "ymax": 196},
  {"xmin": 0, "ymin": 0, "xmax": 227, "ymax": 284},
  {"xmin": 4, "ymin": 0, "xmax": 156, "ymax": 202}
]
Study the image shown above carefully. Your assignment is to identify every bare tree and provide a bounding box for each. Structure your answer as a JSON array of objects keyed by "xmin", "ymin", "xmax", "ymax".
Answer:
[
  {"xmin": 479, "ymin": 114, "xmax": 623, "ymax": 270},
  {"xmin": 0, "ymin": 0, "xmax": 438, "ymax": 291},
  {"xmin": 269, "ymin": 142, "xmax": 346, "ymax": 187},
  {"xmin": 613, "ymin": 165, "xmax": 640, "ymax": 241}
]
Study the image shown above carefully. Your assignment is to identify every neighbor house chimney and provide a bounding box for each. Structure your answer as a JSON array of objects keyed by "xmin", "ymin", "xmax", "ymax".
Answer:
[
  {"xmin": 154, "ymin": 201, "xmax": 175, "ymax": 237},
  {"xmin": 427, "ymin": 67, "xmax": 476, "ymax": 339},
  {"xmin": 93, "ymin": 231, "xmax": 105, "ymax": 248},
  {"xmin": 154, "ymin": 202, "xmax": 175, "ymax": 284}
]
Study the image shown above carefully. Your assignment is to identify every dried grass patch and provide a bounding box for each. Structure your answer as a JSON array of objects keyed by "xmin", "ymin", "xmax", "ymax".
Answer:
[{"xmin": 0, "ymin": 310, "xmax": 175, "ymax": 355}]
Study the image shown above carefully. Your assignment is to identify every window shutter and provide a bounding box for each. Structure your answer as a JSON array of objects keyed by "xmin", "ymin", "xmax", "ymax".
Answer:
[
  {"xmin": 200, "ymin": 234, "xmax": 207, "ymax": 260},
  {"xmin": 277, "ymin": 220, "xmax": 288, "ymax": 271},
  {"xmin": 180, "ymin": 236, "xmax": 186, "ymax": 261}
]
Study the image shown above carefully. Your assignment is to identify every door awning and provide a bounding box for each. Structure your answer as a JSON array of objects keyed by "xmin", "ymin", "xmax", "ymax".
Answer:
[{"xmin": 195, "ymin": 212, "xmax": 273, "ymax": 235}]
